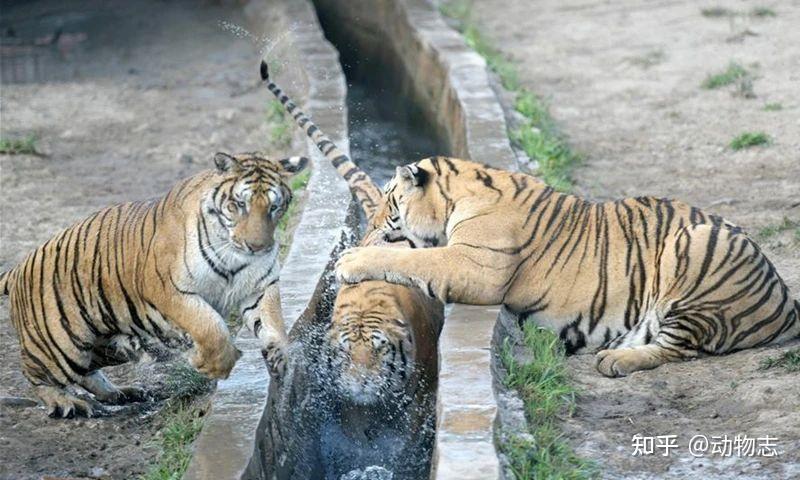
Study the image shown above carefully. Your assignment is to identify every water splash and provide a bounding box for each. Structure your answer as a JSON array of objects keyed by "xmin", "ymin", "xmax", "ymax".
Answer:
[
  {"xmin": 217, "ymin": 20, "xmax": 305, "ymax": 57},
  {"xmin": 340, "ymin": 465, "xmax": 394, "ymax": 480}
]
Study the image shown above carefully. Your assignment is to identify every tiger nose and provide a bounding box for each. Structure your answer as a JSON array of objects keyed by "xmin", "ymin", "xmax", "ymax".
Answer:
[{"xmin": 246, "ymin": 240, "xmax": 271, "ymax": 252}]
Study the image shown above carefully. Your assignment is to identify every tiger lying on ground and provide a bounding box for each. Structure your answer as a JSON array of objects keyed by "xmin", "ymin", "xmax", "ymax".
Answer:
[
  {"xmin": 261, "ymin": 60, "xmax": 443, "ymax": 404},
  {"xmin": 0, "ymin": 152, "xmax": 307, "ymax": 417},
  {"xmin": 336, "ymin": 157, "xmax": 800, "ymax": 376}
]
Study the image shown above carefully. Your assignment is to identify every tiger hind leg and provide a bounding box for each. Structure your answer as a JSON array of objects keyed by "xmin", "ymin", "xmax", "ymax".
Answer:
[
  {"xmin": 595, "ymin": 322, "xmax": 700, "ymax": 377},
  {"xmin": 80, "ymin": 370, "xmax": 149, "ymax": 405},
  {"xmin": 34, "ymin": 385, "xmax": 100, "ymax": 419}
]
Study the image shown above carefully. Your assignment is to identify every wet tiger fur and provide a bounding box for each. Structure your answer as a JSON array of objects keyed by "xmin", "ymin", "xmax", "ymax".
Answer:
[
  {"xmin": 261, "ymin": 60, "xmax": 443, "ymax": 403},
  {"xmin": 0, "ymin": 152, "xmax": 307, "ymax": 417},
  {"xmin": 336, "ymin": 157, "xmax": 800, "ymax": 377}
]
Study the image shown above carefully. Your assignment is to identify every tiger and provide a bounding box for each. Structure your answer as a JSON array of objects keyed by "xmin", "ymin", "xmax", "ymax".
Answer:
[
  {"xmin": 260, "ymin": 60, "xmax": 443, "ymax": 405},
  {"xmin": 335, "ymin": 157, "xmax": 800, "ymax": 377},
  {"xmin": 0, "ymin": 151, "xmax": 307, "ymax": 417}
]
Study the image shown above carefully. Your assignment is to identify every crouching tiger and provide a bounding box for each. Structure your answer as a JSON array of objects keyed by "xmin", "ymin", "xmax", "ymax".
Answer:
[
  {"xmin": 336, "ymin": 157, "xmax": 800, "ymax": 377},
  {"xmin": 0, "ymin": 152, "xmax": 307, "ymax": 417}
]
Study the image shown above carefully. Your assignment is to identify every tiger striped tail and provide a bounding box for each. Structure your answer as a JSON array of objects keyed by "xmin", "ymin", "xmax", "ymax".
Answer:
[{"xmin": 259, "ymin": 60, "xmax": 382, "ymax": 220}]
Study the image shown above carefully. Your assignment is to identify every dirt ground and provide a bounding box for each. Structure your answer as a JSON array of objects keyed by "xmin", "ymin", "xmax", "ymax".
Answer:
[
  {"xmin": 471, "ymin": 0, "xmax": 800, "ymax": 478},
  {"xmin": 0, "ymin": 1, "xmax": 300, "ymax": 478}
]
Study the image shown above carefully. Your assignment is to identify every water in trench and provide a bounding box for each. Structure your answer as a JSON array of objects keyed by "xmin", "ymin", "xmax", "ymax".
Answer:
[
  {"xmin": 253, "ymin": 3, "xmax": 450, "ymax": 480},
  {"xmin": 318, "ymin": 4, "xmax": 449, "ymax": 479}
]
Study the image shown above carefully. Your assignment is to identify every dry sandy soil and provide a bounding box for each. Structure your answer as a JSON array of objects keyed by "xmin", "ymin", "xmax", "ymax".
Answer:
[
  {"xmin": 0, "ymin": 0, "xmax": 300, "ymax": 478},
  {"xmin": 471, "ymin": 0, "xmax": 800, "ymax": 478}
]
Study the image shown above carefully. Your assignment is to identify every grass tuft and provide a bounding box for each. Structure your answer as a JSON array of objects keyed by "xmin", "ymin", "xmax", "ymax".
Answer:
[
  {"xmin": 266, "ymin": 99, "xmax": 292, "ymax": 148},
  {"xmin": 277, "ymin": 169, "xmax": 311, "ymax": 259},
  {"xmin": 759, "ymin": 348, "xmax": 800, "ymax": 373},
  {"xmin": 501, "ymin": 324, "xmax": 595, "ymax": 479},
  {"xmin": 0, "ymin": 135, "xmax": 38, "ymax": 155},
  {"xmin": 140, "ymin": 400, "xmax": 206, "ymax": 480},
  {"xmin": 763, "ymin": 102, "xmax": 783, "ymax": 111},
  {"xmin": 750, "ymin": 7, "xmax": 776, "ymax": 17},
  {"xmin": 730, "ymin": 131, "xmax": 770, "ymax": 150},
  {"xmin": 701, "ymin": 7, "xmax": 734, "ymax": 18},
  {"xmin": 757, "ymin": 217, "xmax": 800, "ymax": 242},
  {"xmin": 441, "ymin": 0, "xmax": 579, "ymax": 192},
  {"xmin": 701, "ymin": 62, "xmax": 750, "ymax": 90}
]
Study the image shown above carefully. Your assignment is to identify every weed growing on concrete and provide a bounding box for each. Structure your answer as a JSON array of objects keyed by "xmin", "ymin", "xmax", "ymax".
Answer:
[
  {"xmin": 440, "ymin": 0, "xmax": 580, "ymax": 192},
  {"xmin": 501, "ymin": 324, "xmax": 596, "ymax": 479},
  {"xmin": 730, "ymin": 131, "xmax": 770, "ymax": 150},
  {"xmin": 0, "ymin": 135, "xmax": 38, "ymax": 155}
]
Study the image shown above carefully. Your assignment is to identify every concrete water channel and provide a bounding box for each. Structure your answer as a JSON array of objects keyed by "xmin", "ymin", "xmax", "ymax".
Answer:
[{"xmin": 185, "ymin": 0, "xmax": 521, "ymax": 478}]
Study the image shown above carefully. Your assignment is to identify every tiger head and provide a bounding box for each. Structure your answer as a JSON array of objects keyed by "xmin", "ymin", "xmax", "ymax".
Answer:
[
  {"xmin": 326, "ymin": 282, "xmax": 416, "ymax": 404},
  {"xmin": 367, "ymin": 158, "xmax": 451, "ymax": 248},
  {"xmin": 206, "ymin": 152, "xmax": 307, "ymax": 256}
]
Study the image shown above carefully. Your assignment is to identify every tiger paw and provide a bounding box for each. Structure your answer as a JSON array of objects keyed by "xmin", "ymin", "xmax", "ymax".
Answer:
[
  {"xmin": 595, "ymin": 348, "xmax": 648, "ymax": 377},
  {"xmin": 261, "ymin": 341, "xmax": 288, "ymax": 379},
  {"xmin": 192, "ymin": 340, "xmax": 242, "ymax": 380},
  {"xmin": 35, "ymin": 386, "xmax": 105, "ymax": 419},
  {"xmin": 335, "ymin": 247, "xmax": 381, "ymax": 284}
]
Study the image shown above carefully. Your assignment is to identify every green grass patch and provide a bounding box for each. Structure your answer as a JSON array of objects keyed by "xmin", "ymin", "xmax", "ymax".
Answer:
[
  {"xmin": 759, "ymin": 348, "xmax": 800, "ymax": 373},
  {"xmin": 730, "ymin": 131, "xmax": 770, "ymax": 150},
  {"xmin": 0, "ymin": 135, "xmax": 38, "ymax": 155},
  {"xmin": 757, "ymin": 217, "xmax": 800, "ymax": 242},
  {"xmin": 702, "ymin": 62, "xmax": 750, "ymax": 89},
  {"xmin": 501, "ymin": 324, "xmax": 596, "ymax": 479},
  {"xmin": 440, "ymin": 3, "xmax": 589, "ymax": 475},
  {"xmin": 140, "ymin": 400, "xmax": 206, "ymax": 480},
  {"xmin": 764, "ymin": 102, "xmax": 783, "ymax": 111},
  {"xmin": 440, "ymin": 0, "xmax": 579, "ymax": 192},
  {"xmin": 141, "ymin": 360, "xmax": 213, "ymax": 480},
  {"xmin": 277, "ymin": 168, "xmax": 311, "ymax": 259},
  {"xmin": 266, "ymin": 99, "xmax": 292, "ymax": 148},
  {"xmin": 751, "ymin": 7, "xmax": 776, "ymax": 17},
  {"xmin": 700, "ymin": 7, "xmax": 734, "ymax": 18}
]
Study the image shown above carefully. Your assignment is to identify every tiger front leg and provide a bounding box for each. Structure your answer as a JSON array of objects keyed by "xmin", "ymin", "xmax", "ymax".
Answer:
[
  {"xmin": 157, "ymin": 295, "xmax": 241, "ymax": 379},
  {"xmin": 241, "ymin": 282, "xmax": 289, "ymax": 378},
  {"xmin": 335, "ymin": 245, "xmax": 512, "ymax": 305}
]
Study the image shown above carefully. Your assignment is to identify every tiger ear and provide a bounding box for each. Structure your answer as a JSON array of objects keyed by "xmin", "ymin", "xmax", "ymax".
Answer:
[
  {"xmin": 278, "ymin": 156, "xmax": 309, "ymax": 175},
  {"xmin": 214, "ymin": 152, "xmax": 240, "ymax": 173},
  {"xmin": 396, "ymin": 164, "xmax": 427, "ymax": 188}
]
